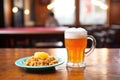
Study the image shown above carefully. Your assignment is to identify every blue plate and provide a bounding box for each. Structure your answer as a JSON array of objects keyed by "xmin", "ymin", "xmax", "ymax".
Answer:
[{"xmin": 15, "ymin": 56, "xmax": 64, "ymax": 71}]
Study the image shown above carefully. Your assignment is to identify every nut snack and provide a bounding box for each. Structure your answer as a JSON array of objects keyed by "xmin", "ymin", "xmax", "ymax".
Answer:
[{"xmin": 25, "ymin": 52, "xmax": 58, "ymax": 66}]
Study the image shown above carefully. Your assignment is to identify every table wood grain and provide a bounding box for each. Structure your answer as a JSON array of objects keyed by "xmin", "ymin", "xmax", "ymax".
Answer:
[{"xmin": 0, "ymin": 48, "xmax": 120, "ymax": 80}]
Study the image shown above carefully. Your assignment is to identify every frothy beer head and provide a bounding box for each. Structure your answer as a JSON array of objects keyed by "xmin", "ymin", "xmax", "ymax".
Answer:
[{"xmin": 65, "ymin": 28, "xmax": 87, "ymax": 39}]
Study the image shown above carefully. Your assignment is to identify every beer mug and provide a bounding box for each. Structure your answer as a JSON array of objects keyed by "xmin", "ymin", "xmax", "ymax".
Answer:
[{"xmin": 64, "ymin": 27, "xmax": 96, "ymax": 67}]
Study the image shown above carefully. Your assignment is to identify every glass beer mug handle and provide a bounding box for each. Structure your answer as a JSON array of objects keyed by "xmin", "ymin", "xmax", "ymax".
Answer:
[{"xmin": 85, "ymin": 35, "xmax": 96, "ymax": 56}]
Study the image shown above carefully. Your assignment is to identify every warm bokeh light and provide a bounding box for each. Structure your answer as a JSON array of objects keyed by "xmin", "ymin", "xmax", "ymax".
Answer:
[
  {"xmin": 24, "ymin": 9, "xmax": 30, "ymax": 15},
  {"xmin": 47, "ymin": 3, "xmax": 54, "ymax": 10},
  {"xmin": 12, "ymin": 7, "xmax": 18, "ymax": 13}
]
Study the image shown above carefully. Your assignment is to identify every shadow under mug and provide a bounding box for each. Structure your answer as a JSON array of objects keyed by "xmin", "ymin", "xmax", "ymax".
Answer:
[{"xmin": 65, "ymin": 35, "xmax": 96, "ymax": 68}]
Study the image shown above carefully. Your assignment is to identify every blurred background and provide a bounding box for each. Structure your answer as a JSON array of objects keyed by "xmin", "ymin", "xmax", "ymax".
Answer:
[{"xmin": 0, "ymin": 0, "xmax": 120, "ymax": 48}]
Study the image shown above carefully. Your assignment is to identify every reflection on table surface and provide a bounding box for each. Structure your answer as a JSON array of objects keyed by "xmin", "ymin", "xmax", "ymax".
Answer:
[{"xmin": 0, "ymin": 48, "xmax": 120, "ymax": 80}]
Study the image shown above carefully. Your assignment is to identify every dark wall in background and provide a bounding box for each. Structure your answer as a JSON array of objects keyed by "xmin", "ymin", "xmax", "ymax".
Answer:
[
  {"xmin": 13, "ymin": 8, "xmax": 24, "ymax": 27},
  {"xmin": 0, "ymin": 0, "xmax": 5, "ymax": 47},
  {"xmin": 12, "ymin": 0, "xmax": 24, "ymax": 27},
  {"xmin": 0, "ymin": 0, "xmax": 4, "ymax": 27}
]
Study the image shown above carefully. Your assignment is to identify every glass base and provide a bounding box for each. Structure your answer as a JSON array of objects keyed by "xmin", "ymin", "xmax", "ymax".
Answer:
[{"xmin": 67, "ymin": 62, "xmax": 86, "ymax": 68}]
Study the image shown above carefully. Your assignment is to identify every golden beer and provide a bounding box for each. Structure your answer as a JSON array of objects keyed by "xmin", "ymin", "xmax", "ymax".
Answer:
[
  {"xmin": 65, "ymin": 38, "xmax": 87, "ymax": 63},
  {"xmin": 65, "ymin": 27, "xmax": 96, "ymax": 67}
]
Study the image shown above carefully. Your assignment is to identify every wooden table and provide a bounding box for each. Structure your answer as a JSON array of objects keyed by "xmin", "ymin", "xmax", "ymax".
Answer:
[
  {"xmin": 0, "ymin": 48, "xmax": 120, "ymax": 80},
  {"xmin": 0, "ymin": 27, "xmax": 68, "ymax": 48}
]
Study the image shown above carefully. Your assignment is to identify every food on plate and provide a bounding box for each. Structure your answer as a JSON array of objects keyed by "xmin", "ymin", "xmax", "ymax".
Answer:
[
  {"xmin": 25, "ymin": 52, "xmax": 58, "ymax": 66},
  {"xmin": 34, "ymin": 52, "xmax": 49, "ymax": 59}
]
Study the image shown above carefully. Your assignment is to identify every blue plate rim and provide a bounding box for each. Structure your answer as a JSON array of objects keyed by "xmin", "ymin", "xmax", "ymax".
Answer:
[{"xmin": 15, "ymin": 56, "xmax": 64, "ymax": 69}]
